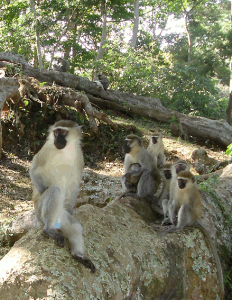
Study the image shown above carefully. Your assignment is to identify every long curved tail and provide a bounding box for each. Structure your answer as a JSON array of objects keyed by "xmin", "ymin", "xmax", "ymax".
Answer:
[{"xmin": 195, "ymin": 220, "xmax": 224, "ymax": 299}]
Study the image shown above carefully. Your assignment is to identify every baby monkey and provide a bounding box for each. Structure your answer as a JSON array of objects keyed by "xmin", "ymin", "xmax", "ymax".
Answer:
[{"xmin": 119, "ymin": 163, "xmax": 163, "ymax": 214}]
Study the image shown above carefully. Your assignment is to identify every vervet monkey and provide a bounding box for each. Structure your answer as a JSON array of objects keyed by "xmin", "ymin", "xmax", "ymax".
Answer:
[
  {"xmin": 29, "ymin": 120, "xmax": 95, "ymax": 273},
  {"xmin": 98, "ymin": 74, "xmax": 110, "ymax": 91},
  {"xmin": 120, "ymin": 135, "xmax": 162, "ymax": 214},
  {"xmin": 93, "ymin": 80, "xmax": 104, "ymax": 90},
  {"xmin": 162, "ymin": 160, "xmax": 190, "ymax": 225},
  {"xmin": 120, "ymin": 163, "xmax": 142, "ymax": 193},
  {"xmin": 119, "ymin": 163, "xmax": 163, "ymax": 214},
  {"xmin": 164, "ymin": 171, "xmax": 224, "ymax": 297},
  {"xmin": 53, "ymin": 58, "xmax": 70, "ymax": 72},
  {"xmin": 157, "ymin": 163, "xmax": 172, "ymax": 205},
  {"xmin": 147, "ymin": 134, "xmax": 166, "ymax": 168},
  {"xmin": 123, "ymin": 134, "xmax": 160, "ymax": 173},
  {"xmin": 169, "ymin": 160, "xmax": 190, "ymax": 201}
]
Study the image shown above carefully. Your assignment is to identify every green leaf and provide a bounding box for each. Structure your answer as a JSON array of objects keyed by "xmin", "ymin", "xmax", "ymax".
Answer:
[{"xmin": 226, "ymin": 144, "xmax": 232, "ymax": 156}]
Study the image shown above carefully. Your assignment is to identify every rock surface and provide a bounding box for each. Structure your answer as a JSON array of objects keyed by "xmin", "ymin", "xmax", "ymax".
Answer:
[{"xmin": 1, "ymin": 166, "xmax": 232, "ymax": 299}]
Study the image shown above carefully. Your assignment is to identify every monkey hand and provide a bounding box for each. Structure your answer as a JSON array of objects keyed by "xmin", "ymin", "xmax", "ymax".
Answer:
[{"xmin": 72, "ymin": 254, "xmax": 96, "ymax": 273}]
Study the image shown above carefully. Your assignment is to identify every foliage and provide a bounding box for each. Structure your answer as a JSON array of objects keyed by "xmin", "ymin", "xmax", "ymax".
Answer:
[
  {"xmin": 0, "ymin": 0, "xmax": 231, "ymax": 120},
  {"xmin": 226, "ymin": 143, "xmax": 232, "ymax": 156},
  {"xmin": 156, "ymin": 64, "xmax": 228, "ymax": 119}
]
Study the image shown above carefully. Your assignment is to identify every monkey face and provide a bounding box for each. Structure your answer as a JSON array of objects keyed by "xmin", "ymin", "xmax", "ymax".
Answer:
[
  {"xmin": 175, "ymin": 163, "xmax": 186, "ymax": 174},
  {"xmin": 151, "ymin": 136, "xmax": 158, "ymax": 144},
  {"xmin": 123, "ymin": 140, "xmax": 131, "ymax": 153},
  {"xmin": 164, "ymin": 169, "xmax": 172, "ymax": 180},
  {"xmin": 54, "ymin": 128, "xmax": 68, "ymax": 149},
  {"xmin": 178, "ymin": 178, "xmax": 187, "ymax": 189}
]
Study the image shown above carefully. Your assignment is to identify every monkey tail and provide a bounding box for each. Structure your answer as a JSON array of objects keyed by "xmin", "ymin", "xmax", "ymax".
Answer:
[{"xmin": 194, "ymin": 220, "xmax": 224, "ymax": 299}]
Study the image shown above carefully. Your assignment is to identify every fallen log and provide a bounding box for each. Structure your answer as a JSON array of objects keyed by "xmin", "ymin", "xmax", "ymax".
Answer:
[{"xmin": 0, "ymin": 52, "xmax": 231, "ymax": 147}]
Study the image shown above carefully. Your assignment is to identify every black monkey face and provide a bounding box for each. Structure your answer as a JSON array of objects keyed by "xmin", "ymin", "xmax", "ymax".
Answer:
[
  {"xmin": 151, "ymin": 136, "xmax": 158, "ymax": 144},
  {"xmin": 175, "ymin": 163, "xmax": 186, "ymax": 174},
  {"xmin": 123, "ymin": 140, "xmax": 131, "ymax": 153},
  {"xmin": 164, "ymin": 169, "xmax": 172, "ymax": 180},
  {"xmin": 178, "ymin": 178, "xmax": 187, "ymax": 189},
  {"xmin": 54, "ymin": 128, "xmax": 68, "ymax": 149}
]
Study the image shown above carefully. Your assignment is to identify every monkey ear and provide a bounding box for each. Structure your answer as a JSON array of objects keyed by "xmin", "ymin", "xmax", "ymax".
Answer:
[{"xmin": 192, "ymin": 176, "xmax": 195, "ymax": 183}]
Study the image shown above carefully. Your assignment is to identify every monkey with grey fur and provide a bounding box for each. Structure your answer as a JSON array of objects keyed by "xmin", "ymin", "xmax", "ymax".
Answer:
[
  {"xmin": 162, "ymin": 160, "xmax": 190, "ymax": 225},
  {"xmin": 98, "ymin": 74, "xmax": 110, "ymax": 91},
  {"xmin": 157, "ymin": 163, "xmax": 172, "ymax": 205},
  {"xmin": 29, "ymin": 120, "xmax": 95, "ymax": 272},
  {"xmin": 161, "ymin": 171, "xmax": 224, "ymax": 297},
  {"xmin": 93, "ymin": 80, "xmax": 104, "ymax": 90},
  {"xmin": 147, "ymin": 134, "xmax": 166, "ymax": 168},
  {"xmin": 119, "ymin": 135, "xmax": 163, "ymax": 214},
  {"xmin": 53, "ymin": 58, "xmax": 70, "ymax": 72}
]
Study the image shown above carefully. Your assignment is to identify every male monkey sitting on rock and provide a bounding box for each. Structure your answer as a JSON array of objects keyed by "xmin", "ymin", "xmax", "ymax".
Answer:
[{"xmin": 29, "ymin": 120, "xmax": 95, "ymax": 272}]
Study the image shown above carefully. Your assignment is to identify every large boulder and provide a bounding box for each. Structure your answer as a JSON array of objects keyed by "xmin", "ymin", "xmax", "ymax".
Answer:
[{"xmin": 1, "ymin": 165, "xmax": 232, "ymax": 299}]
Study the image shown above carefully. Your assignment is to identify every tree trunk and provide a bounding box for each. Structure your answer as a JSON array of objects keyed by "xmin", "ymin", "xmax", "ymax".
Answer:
[
  {"xmin": 29, "ymin": 0, "xmax": 43, "ymax": 69},
  {"xmin": 226, "ymin": 90, "xmax": 232, "ymax": 125},
  {"xmin": 184, "ymin": 12, "xmax": 191, "ymax": 64},
  {"xmin": 96, "ymin": 0, "xmax": 108, "ymax": 61},
  {"xmin": 0, "ymin": 52, "xmax": 232, "ymax": 147},
  {"xmin": 130, "ymin": 0, "xmax": 140, "ymax": 48},
  {"xmin": 49, "ymin": 7, "xmax": 77, "ymax": 68},
  {"xmin": 0, "ymin": 78, "xmax": 20, "ymax": 158},
  {"xmin": 226, "ymin": 2, "xmax": 232, "ymax": 125}
]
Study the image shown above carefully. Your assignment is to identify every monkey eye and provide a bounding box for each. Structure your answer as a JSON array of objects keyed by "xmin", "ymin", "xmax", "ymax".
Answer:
[
  {"xmin": 54, "ymin": 129, "xmax": 68, "ymax": 135},
  {"xmin": 59, "ymin": 129, "xmax": 68, "ymax": 136}
]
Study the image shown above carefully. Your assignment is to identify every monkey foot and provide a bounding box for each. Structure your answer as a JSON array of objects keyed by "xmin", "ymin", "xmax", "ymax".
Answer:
[{"xmin": 73, "ymin": 254, "xmax": 96, "ymax": 273}]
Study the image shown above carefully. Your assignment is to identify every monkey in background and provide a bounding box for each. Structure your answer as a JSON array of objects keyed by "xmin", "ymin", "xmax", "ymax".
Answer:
[
  {"xmin": 123, "ymin": 134, "xmax": 159, "ymax": 173},
  {"xmin": 161, "ymin": 170, "xmax": 224, "ymax": 297},
  {"xmin": 162, "ymin": 160, "xmax": 190, "ymax": 225},
  {"xmin": 98, "ymin": 74, "xmax": 110, "ymax": 91},
  {"xmin": 29, "ymin": 120, "xmax": 95, "ymax": 272},
  {"xmin": 53, "ymin": 58, "xmax": 70, "ymax": 72},
  {"xmin": 166, "ymin": 171, "xmax": 202, "ymax": 228},
  {"xmin": 93, "ymin": 80, "xmax": 104, "ymax": 90},
  {"xmin": 157, "ymin": 163, "xmax": 172, "ymax": 205},
  {"xmin": 119, "ymin": 135, "xmax": 163, "ymax": 214},
  {"xmin": 147, "ymin": 134, "xmax": 166, "ymax": 168},
  {"xmin": 169, "ymin": 160, "xmax": 190, "ymax": 201},
  {"xmin": 120, "ymin": 163, "xmax": 142, "ymax": 194},
  {"xmin": 119, "ymin": 162, "xmax": 163, "ymax": 215}
]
